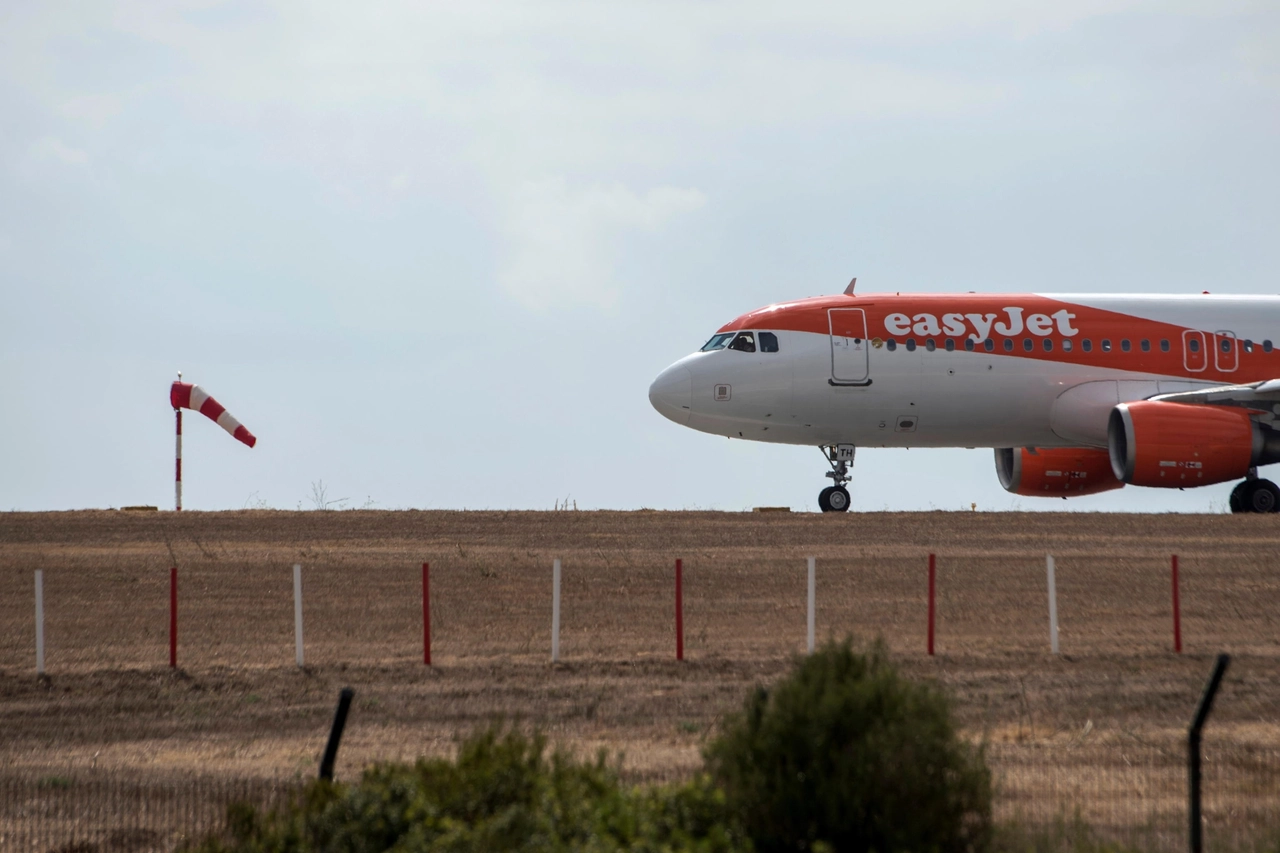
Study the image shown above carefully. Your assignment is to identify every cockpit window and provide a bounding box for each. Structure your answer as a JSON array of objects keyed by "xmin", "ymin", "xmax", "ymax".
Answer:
[
  {"xmin": 701, "ymin": 333, "xmax": 734, "ymax": 352},
  {"xmin": 728, "ymin": 332, "xmax": 756, "ymax": 352},
  {"xmin": 759, "ymin": 332, "xmax": 779, "ymax": 353}
]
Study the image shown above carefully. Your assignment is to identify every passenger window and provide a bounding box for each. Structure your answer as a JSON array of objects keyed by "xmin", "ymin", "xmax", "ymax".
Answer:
[
  {"xmin": 945, "ymin": 339, "xmax": 956, "ymax": 352},
  {"xmin": 701, "ymin": 333, "xmax": 734, "ymax": 352},
  {"xmin": 925, "ymin": 339, "xmax": 936, "ymax": 352},
  {"xmin": 1022, "ymin": 338, "xmax": 1033, "ymax": 352},
  {"xmin": 1220, "ymin": 338, "xmax": 1232, "ymax": 353},
  {"xmin": 1244, "ymin": 340, "xmax": 1254, "ymax": 353},
  {"xmin": 983, "ymin": 339, "xmax": 995, "ymax": 352},
  {"xmin": 887, "ymin": 339, "xmax": 897, "ymax": 351},
  {"xmin": 1003, "ymin": 339, "xmax": 1014, "ymax": 352},
  {"xmin": 1082, "ymin": 339, "xmax": 1093, "ymax": 352},
  {"xmin": 1141, "ymin": 340, "xmax": 1150, "ymax": 352},
  {"xmin": 728, "ymin": 332, "xmax": 756, "ymax": 353},
  {"xmin": 964, "ymin": 339, "xmax": 975, "ymax": 352},
  {"xmin": 1043, "ymin": 338, "xmax": 1053, "ymax": 352},
  {"xmin": 1102, "ymin": 339, "xmax": 1112, "ymax": 352},
  {"xmin": 1160, "ymin": 339, "xmax": 1170, "ymax": 352},
  {"xmin": 1266, "ymin": 340, "xmax": 1274, "ymax": 353},
  {"xmin": 1188, "ymin": 339, "xmax": 1200, "ymax": 353},
  {"xmin": 759, "ymin": 332, "xmax": 779, "ymax": 353},
  {"xmin": 906, "ymin": 339, "xmax": 917, "ymax": 351},
  {"xmin": 1062, "ymin": 339, "xmax": 1072, "ymax": 352},
  {"xmin": 1121, "ymin": 339, "xmax": 1131, "ymax": 352}
]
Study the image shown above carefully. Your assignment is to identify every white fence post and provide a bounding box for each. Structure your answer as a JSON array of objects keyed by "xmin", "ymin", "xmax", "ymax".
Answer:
[
  {"xmin": 35, "ymin": 570, "xmax": 45, "ymax": 675},
  {"xmin": 293, "ymin": 564, "xmax": 304, "ymax": 667},
  {"xmin": 551, "ymin": 559, "xmax": 561, "ymax": 662},
  {"xmin": 1047, "ymin": 555, "xmax": 1060, "ymax": 655},
  {"xmin": 807, "ymin": 557, "xmax": 816, "ymax": 654}
]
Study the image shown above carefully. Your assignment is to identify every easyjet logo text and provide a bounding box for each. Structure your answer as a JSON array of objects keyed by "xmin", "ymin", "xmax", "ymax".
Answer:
[{"xmin": 884, "ymin": 308, "xmax": 1079, "ymax": 341}]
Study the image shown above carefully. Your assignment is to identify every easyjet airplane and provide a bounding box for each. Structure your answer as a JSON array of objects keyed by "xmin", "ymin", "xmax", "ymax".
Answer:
[{"xmin": 649, "ymin": 280, "xmax": 1280, "ymax": 514}]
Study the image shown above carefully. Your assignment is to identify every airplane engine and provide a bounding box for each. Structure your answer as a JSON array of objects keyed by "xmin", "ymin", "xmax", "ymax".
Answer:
[
  {"xmin": 1107, "ymin": 401, "xmax": 1280, "ymax": 488},
  {"xmin": 995, "ymin": 447, "xmax": 1124, "ymax": 496}
]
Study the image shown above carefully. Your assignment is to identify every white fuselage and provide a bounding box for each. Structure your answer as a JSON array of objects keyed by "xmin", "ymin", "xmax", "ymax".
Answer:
[{"xmin": 649, "ymin": 293, "xmax": 1280, "ymax": 452}]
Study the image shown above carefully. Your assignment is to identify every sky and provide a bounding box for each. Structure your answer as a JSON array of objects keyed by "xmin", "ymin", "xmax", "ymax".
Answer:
[{"xmin": 3, "ymin": 1, "xmax": 1280, "ymax": 513}]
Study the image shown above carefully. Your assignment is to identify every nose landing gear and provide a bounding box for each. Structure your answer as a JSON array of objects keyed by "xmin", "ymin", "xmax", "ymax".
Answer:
[
  {"xmin": 818, "ymin": 445, "xmax": 854, "ymax": 513},
  {"xmin": 1229, "ymin": 470, "xmax": 1280, "ymax": 513}
]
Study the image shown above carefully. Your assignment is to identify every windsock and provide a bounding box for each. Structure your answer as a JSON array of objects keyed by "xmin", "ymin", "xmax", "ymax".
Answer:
[{"xmin": 170, "ymin": 382, "xmax": 257, "ymax": 448}]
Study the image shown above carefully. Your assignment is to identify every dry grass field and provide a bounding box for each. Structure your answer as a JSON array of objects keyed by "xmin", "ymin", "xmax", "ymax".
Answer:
[{"xmin": 1, "ymin": 509, "xmax": 1277, "ymax": 844}]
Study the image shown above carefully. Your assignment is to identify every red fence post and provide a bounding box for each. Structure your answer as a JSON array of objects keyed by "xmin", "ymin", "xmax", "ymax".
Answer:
[
  {"xmin": 927, "ymin": 554, "xmax": 936, "ymax": 656},
  {"xmin": 169, "ymin": 567, "xmax": 178, "ymax": 668},
  {"xmin": 423, "ymin": 562, "xmax": 431, "ymax": 666},
  {"xmin": 675, "ymin": 559, "xmax": 684, "ymax": 661},
  {"xmin": 1172, "ymin": 554, "xmax": 1182, "ymax": 654}
]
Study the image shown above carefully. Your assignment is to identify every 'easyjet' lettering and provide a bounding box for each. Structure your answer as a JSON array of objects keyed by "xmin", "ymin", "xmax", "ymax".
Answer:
[{"xmin": 884, "ymin": 308, "xmax": 1078, "ymax": 341}]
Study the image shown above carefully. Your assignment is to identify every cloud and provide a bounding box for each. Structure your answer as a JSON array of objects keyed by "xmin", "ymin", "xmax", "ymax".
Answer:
[
  {"xmin": 59, "ymin": 94, "xmax": 123, "ymax": 127},
  {"xmin": 497, "ymin": 178, "xmax": 706, "ymax": 311},
  {"xmin": 28, "ymin": 136, "xmax": 89, "ymax": 167}
]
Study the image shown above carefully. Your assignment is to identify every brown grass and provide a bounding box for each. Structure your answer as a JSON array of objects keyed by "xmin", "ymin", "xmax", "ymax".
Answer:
[{"xmin": 0, "ymin": 510, "xmax": 1277, "ymax": 832}]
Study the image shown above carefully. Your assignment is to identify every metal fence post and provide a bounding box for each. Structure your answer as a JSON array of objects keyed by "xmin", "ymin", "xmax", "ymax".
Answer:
[
  {"xmin": 806, "ymin": 556, "xmax": 815, "ymax": 654},
  {"xmin": 1189, "ymin": 653, "xmax": 1230, "ymax": 853},
  {"xmin": 319, "ymin": 687, "xmax": 355, "ymax": 781}
]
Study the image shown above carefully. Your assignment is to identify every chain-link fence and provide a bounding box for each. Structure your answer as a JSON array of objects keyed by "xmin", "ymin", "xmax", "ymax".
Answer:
[
  {"xmin": 0, "ymin": 770, "xmax": 302, "ymax": 852},
  {"xmin": 992, "ymin": 742, "xmax": 1279, "ymax": 851},
  {"xmin": 2, "ymin": 744, "xmax": 1276, "ymax": 852}
]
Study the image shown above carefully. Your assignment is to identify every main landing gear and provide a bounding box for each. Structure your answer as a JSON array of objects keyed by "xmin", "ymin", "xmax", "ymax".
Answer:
[
  {"xmin": 1229, "ymin": 470, "xmax": 1280, "ymax": 514},
  {"xmin": 818, "ymin": 445, "xmax": 853, "ymax": 513}
]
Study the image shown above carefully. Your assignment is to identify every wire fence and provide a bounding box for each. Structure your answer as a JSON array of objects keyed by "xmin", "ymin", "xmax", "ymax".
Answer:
[
  {"xmin": 992, "ymin": 742, "xmax": 1280, "ymax": 851},
  {"xmin": 1, "ymin": 745, "xmax": 1275, "ymax": 852},
  {"xmin": 0, "ymin": 771, "xmax": 302, "ymax": 853}
]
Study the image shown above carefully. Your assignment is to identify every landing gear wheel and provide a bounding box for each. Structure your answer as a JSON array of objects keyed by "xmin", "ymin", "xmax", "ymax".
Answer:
[
  {"xmin": 1240, "ymin": 479, "xmax": 1280, "ymax": 514},
  {"xmin": 1229, "ymin": 480, "xmax": 1249, "ymax": 514},
  {"xmin": 818, "ymin": 486, "xmax": 834, "ymax": 512},
  {"xmin": 819, "ymin": 486, "xmax": 850, "ymax": 513}
]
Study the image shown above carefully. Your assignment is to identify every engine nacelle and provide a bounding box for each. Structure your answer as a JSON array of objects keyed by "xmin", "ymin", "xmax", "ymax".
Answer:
[
  {"xmin": 995, "ymin": 447, "xmax": 1124, "ymax": 496},
  {"xmin": 1107, "ymin": 401, "xmax": 1278, "ymax": 488}
]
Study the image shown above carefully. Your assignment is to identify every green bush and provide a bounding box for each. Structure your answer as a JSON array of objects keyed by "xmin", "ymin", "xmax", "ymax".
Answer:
[
  {"xmin": 191, "ymin": 725, "xmax": 750, "ymax": 852},
  {"xmin": 704, "ymin": 638, "xmax": 992, "ymax": 853},
  {"xmin": 193, "ymin": 641, "xmax": 993, "ymax": 852}
]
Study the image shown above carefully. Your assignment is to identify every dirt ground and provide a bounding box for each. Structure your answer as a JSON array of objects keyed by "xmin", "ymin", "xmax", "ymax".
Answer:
[{"xmin": 0, "ymin": 509, "xmax": 1277, "ymax": 828}]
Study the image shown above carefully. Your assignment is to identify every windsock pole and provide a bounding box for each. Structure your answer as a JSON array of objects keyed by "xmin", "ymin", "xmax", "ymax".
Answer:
[
  {"xmin": 175, "ymin": 371, "xmax": 183, "ymax": 512},
  {"xmin": 175, "ymin": 407, "xmax": 183, "ymax": 512}
]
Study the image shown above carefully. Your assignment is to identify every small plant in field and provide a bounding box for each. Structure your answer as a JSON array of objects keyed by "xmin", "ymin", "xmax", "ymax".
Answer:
[
  {"xmin": 242, "ymin": 492, "xmax": 271, "ymax": 510},
  {"xmin": 308, "ymin": 480, "xmax": 348, "ymax": 511}
]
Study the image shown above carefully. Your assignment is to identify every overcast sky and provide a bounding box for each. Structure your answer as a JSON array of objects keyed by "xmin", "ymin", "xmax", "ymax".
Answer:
[{"xmin": 4, "ymin": 1, "xmax": 1279, "ymax": 513}]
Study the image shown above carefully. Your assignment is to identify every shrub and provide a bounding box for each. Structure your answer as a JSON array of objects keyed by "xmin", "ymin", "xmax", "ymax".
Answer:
[
  {"xmin": 704, "ymin": 638, "xmax": 992, "ymax": 853},
  {"xmin": 190, "ymin": 725, "xmax": 750, "ymax": 852}
]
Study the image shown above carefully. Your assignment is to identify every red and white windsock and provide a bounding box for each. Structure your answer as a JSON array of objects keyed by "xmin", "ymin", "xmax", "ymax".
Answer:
[{"xmin": 170, "ymin": 382, "xmax": 258, "ymax": 448}]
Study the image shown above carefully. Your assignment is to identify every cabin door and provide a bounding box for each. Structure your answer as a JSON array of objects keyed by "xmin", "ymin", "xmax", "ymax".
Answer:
[{"xmin": 829, "ymin": 308, "xmax": 869, "ymax": 384}]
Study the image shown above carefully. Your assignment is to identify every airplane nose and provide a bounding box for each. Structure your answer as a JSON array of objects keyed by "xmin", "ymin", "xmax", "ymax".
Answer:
[{"xmin": 649, "ymin": 365, "xmax": 692, "ymax": 424}]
